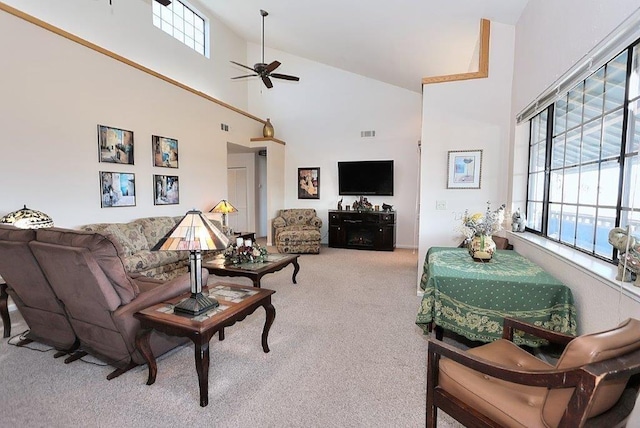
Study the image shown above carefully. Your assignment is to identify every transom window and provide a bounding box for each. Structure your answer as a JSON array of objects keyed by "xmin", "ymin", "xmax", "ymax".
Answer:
[
  {"xmin": 152, "ymin": 0, "xmax": 206, "ymax": 56},
  {"xmin": 527, "ymin": 41, "xmax": 640, "ymax": 262}
]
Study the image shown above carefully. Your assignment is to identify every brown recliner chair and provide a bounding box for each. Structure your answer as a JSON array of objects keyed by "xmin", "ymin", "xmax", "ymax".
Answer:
[
  {"xmin": 427, "ymin": 317, "xmax": 640, "ymax": 427},
  {"xmin": 0, "ymin": 224, "xmax": 77, "ymax": 354},
  {"xmin": 28, "ymin": 227, "xmax": 198, "ymax": 379}
]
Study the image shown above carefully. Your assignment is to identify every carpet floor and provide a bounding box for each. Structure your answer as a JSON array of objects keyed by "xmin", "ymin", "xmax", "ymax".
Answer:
[{"xmin": 0, "ymin": 244, "xmax": 463, "ymax": 427}]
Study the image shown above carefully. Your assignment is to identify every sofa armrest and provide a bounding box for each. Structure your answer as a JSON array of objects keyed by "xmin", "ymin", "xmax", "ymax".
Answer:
[
  {"xmin": 273, "ymin": 216, "xmax": 286, "ymax": 229},
  {"xmin": 115, "ymin": 269, "xmax": 208, "ymax": 317},
  {"xmin": 309, "ymin": 216, "xmax": 323, "ymax": 228}
]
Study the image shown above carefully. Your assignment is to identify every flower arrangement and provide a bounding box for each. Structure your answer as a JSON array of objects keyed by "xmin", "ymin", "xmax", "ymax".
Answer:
[
  {"xmin": 223, "ymin": 241, "xmax": 268, "ymax": 264},
  {"xmin": 459, "ymin": 201, "xmax": 506, "ymax": 241}
]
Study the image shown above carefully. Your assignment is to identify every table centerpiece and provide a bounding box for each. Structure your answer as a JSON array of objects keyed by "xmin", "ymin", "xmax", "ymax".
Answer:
[
  {"xmin": 459, "ymin": 201, "xmax": 506, "ymax": 261},
  {"xmin": 224, "ymin": 238, "xmax": 268, "ymax": 264}
]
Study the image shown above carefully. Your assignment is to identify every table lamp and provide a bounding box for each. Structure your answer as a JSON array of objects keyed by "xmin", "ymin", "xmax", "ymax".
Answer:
[
  {"xmin": 0, "ymin": 205, "xmax": 54, "ymax": 229},
  {"xmin": 152, "ymin": 209, "xmax": 229, "ymax": 316},
  {"xmin": 209, "ymin": 199, "xmax": 238, "ymax": 231}
]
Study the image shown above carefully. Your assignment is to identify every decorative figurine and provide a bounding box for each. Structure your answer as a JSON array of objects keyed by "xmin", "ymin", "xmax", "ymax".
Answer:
[
  {"xmin": 337, "ymin": 198, "xmax": 343, "ymax": 210},
  {"xmin": 609, "ymin": 227, "xmax": 640, "ymax": 286},
  {"xmin": 382, "ymin": 203, "xmax": 393, "ymax": 212},
  {"xmin": 511, "ymin": 208, "xmax": 526, "ymax": 232}
]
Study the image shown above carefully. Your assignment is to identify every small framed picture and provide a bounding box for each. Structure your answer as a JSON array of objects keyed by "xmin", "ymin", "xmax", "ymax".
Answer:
[
  {"xmin": 298, "ymin": 167, "xmax": 320, "ymax": 199},
  {"xmin": 152, "ymin": 135, "xmax": 179, "ymax": 168},
  {"xmin": 154, "ymin": 175, "xmax": 179, "ymax": 205},
  {"xmin": 447, "ymin": 150, "xmax": 482, "ymax": 189},
  {"xmin": 100, "ymin": 171, "xmax": 136, "ymax": 207},
  {"xmin": 98, "ymin": 124, "xmax": 134, "ymax": 165}
]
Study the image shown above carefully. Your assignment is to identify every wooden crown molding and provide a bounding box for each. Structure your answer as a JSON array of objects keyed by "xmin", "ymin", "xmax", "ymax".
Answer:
[
  {"xmin": 0, "ymin": 1, "xmax": 267, "ymax": 125},
  {"xmin": 422, "ymin": 19, "xmax": 490, "ymax": 85}
]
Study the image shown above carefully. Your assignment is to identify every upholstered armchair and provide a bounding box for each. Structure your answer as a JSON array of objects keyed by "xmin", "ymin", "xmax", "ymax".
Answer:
[
  {"xmin": 427, "ymin": 317, "xmax": 640, "ymax": 428},
  {"xmin": 273, "ymin": 209, "xmax": 322, "ymax": 254},
  {"xmin": 28, "ymin": 227, "xmax": 199, "ymax": 379}
]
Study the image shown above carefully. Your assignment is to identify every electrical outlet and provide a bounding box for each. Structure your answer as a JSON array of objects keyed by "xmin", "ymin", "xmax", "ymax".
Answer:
[{"xmin": 436, "ymin": 200, "xmax": 447, "ymax": 210}]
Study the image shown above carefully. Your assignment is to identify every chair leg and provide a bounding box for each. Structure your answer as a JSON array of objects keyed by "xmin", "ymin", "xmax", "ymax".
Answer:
[
  {"xmin": 64, "ymin": 350, "xmax": 88, "ymax": 364},
  {"xmin": 426, "ymin": 349, "xmax": 438, "ymax": 428},
  {"xmin": 106, "ymin": 361, "xmax": 138, "ymax": 380},
  {"xmin": 53, "ymin": 351, "xmax": 68, "ymax": 358}
]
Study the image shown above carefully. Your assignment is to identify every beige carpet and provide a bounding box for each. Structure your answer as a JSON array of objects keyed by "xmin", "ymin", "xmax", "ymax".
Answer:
[{"xmin": 0, "ymin": 245, "xmax": 462, "ymax": 427}]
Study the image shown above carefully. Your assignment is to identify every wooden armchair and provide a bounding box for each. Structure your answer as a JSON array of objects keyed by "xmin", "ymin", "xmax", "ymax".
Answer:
[{"xmin": 427, "ymin": 317, "xmax": 640, "ymax": 427}]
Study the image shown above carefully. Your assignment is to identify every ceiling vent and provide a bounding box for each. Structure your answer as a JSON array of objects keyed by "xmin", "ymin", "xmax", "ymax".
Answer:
[
  {"xmin": 360, "ymin": 130, "xmax": 376, "ymax": 138},
  {"xmin": 220, "ymin": 123, "xmax": 229, "ymax": 132}
]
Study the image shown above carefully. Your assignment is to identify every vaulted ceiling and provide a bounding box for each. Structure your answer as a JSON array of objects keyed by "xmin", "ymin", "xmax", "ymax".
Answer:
[{"xmin": 200, "ymin": 0, "xmax": 529, "ymax": 93}]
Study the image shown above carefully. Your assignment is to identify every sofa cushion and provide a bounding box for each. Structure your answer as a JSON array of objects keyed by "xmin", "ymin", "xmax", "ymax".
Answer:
[
  {"xmin": 133, "ymin": 217, "xmax": 178, "ymax": 248},
  {"xmin": 100, "ymin": 224, "xmax": 137, "ymax": 256},
  {"xmin": 117, "ymin": 222, "xmax": 148, "ymax": 253},
  {"xmin": 34, "ymin": 228, "xmax": 139, "ymax": 304},
  {"xmin": 123, "ymin": 250, "xmax": 185, "ymax": 274}
]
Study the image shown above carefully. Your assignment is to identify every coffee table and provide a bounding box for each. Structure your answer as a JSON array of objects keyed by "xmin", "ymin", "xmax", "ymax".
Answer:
[
  {"xmin": 203, "ymin": 253, "xmax": 300, "ymax": 288},
  {"xmin": 134, "ymin": 282, "xmax": 276, "ymax": 407}
]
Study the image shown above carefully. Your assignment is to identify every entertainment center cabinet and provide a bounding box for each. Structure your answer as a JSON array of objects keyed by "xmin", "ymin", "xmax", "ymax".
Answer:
[{"xmin": 328, "ymin": 210, "xmax": 396, "ymax": 251}]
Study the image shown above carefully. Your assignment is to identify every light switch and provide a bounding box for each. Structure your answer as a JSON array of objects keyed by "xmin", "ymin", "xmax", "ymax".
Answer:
[{"xmin": 436, "ymin": 200, "xmax": 447, "ymax": 210}]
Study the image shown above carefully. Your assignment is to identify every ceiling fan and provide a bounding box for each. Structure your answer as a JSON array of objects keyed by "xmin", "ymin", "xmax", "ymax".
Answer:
[{"xmin": 230, "ymin": 10, "xmax": 300, "ymax": 89}]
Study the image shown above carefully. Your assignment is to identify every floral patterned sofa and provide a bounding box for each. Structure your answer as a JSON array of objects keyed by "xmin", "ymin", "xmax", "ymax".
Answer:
[
  {"xmin": 81, "ymin": 216, "xmax": 221, "ymax": 280},
  {"xmin": 273, "ymin": 209, "xmax": 322, "ymax": 254}
]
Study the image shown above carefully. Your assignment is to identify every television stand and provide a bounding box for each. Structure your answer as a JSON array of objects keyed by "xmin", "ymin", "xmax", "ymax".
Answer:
[{"xmin": 328, "ymin": 210, "xmax": 395, "ymax": 251}]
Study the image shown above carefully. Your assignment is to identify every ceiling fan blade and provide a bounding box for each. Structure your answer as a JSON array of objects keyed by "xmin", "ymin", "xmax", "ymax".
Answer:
[
  {"xmin": 261, "ymin": 75, "xmax": 273, "ymax": 89},
  {"xmin": 265, "ymin": 60, "xmax": 281, "ymax": 73},
  {"xmin": 270, "ymin": 73, "xmax": 300, "ymax": 82},
  {"xmin": 230, "ymin": 61, "xmax": 257, "ymax": 72},
  {"xmin": 231, "ymin": 74, "xmax": 258, "ymax": 79}
]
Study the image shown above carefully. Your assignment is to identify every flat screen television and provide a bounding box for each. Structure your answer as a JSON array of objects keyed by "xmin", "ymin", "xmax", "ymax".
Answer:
[{"xmin": 338, "ymin": 160, "xmax": 394, "ymax": 196}]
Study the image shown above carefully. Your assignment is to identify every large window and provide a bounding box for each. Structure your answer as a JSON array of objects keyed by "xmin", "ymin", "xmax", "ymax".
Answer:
[
  {"xmin": 152, "ymin": 0, "xmax": 206, "ymax": 56},
  {"xmin": 527, "ymin": 42, "xmax": 640, "ymax": 262}
]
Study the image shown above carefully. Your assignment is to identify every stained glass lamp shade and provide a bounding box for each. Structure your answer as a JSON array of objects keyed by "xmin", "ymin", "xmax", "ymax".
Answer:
[
  {"xmin": 0, "ymin": 205, "xmax": 54, "ymax": 229},
  {"xmin": 209, "ymin": 199, "xmax": 238, "ymax": 229},
  {"xmin": 152, "ymin": 209, "xmax": 229, "ymax": 315}
]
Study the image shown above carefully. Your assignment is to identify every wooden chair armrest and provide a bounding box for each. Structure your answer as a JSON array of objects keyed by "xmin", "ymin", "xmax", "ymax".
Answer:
[
  {"xmin": 427, "ymin": 338, "xmax": 585, "ymax": 388},
  {"xmin": 502, "ymin": 317, "xmax": 575, "ymax": 346}
]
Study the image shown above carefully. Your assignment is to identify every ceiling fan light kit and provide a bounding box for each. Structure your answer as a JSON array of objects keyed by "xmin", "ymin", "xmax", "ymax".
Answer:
[{"xmin": 230, "ymin": 9, "xmax": 300, "ymax": 89}]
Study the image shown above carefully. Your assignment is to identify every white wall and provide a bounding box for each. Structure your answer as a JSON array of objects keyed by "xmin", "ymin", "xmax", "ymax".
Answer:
[
  {"xmin": 419, "ymin": 22, "xmax": 515, "ymax": 270},
  {"xmin": 1, "ymin": 0, "xmax": 249, "ymax": 109},
  {"xmin": 0, "ymin": 7, "xmax": 262, "ymax": 227},
  {"xmin": 246, "ymin": 43, "xmax": 423, "ymax": 248}
]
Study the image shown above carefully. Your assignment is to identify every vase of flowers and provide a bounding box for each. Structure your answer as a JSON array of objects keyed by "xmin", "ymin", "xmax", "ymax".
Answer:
[
  {"xmin": 460, "ymin": 202, "xmax": 506, "ymax": 261},
  {"xmin": 224, "ymin": 241, "xmax": 268, "ymax": 264}
]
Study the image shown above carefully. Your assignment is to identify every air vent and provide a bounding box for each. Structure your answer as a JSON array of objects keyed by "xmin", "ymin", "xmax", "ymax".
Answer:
[
  {"xmin": 258, "ymin": 149, "xmax": 267, "ymax": 157},
  {"xmin": 360, "ymin": 130, "xmax": 376, "ymax": 138},
  {"xmin": 220, "ymin": 123, "xmax": 229, "ymax": 132}
]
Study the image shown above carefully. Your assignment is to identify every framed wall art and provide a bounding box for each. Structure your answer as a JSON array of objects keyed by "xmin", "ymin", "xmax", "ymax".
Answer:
[
  {"xmin": 298, "ymin": 167, "xmax": 320, "ymax": 199},
  {"xmin": 447, "ymin": 149, "xmax": 482, "ymax": 189},
  {"xmin": 100, "ymin": 171, "xmax": 136, "ymax": 207},
  {"xmin": 152, "ymin": 135, "xmax": 178, "ymax": 168},
  {"xmin": 154, "ymin": 174, "xmax": 180, "ymax": 205},
  {"xmin": 98, "ymin": 124, "xmax": 134, "ymax": 165}
]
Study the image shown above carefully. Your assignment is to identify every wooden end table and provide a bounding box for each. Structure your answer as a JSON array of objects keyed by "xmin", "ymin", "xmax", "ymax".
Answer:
[
  {"xmin": 134, "ymin": 282, "xmax": 276, "ymax": 407},
  {"xmin": 0, "ymin": 277, "xmax": 10, "ymax": 338},
  {"xmin": 203, "ymin": 253, "xmax": 300, "ymax": 288}
]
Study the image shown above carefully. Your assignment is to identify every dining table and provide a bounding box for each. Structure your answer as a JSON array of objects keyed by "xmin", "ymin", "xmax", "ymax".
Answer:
[{"xmin": 415, "ymin": 247, "xmax": 577, "ymax": 346}]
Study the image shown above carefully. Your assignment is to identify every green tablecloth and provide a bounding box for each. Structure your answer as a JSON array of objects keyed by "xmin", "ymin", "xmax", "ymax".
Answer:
[{"xmin": 415, "ymin": 247, "xmax": 577, "ymax": 346}]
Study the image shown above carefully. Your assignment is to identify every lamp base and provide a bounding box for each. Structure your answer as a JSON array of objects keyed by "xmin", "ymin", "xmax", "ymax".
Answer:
[{"xmin": 173, "ymin": 292, "xmax": 219, "ymax": 316}]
